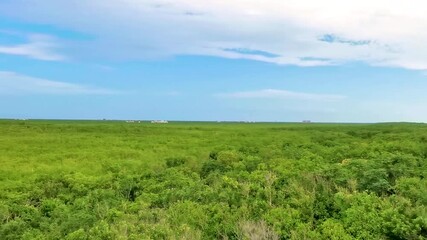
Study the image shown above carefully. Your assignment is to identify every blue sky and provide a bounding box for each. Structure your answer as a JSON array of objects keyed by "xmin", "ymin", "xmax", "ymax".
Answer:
[{"xmin": 0, "ymin": 0, "xmax": 427, "ymax": 122}]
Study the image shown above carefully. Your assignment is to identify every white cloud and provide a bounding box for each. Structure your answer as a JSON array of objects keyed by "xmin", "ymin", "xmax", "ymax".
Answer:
[
  {"xmin": 0, "ymin": 33, "xmax": 65, "ymax": 61},
  {"xmin": 216, "ymin": 89, "xmax": 346, "ymax": 101},
  {"xmin": 1, "ymin": 0, "xmax": 427, "ymax": 69},
  {"xmin": 0, "ymin": 71, "xmax": 118, "ymax": 95}
]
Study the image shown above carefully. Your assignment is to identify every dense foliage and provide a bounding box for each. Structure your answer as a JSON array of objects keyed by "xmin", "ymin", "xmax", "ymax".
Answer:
[{"xmin": 1, "ymin": 120, "xmax": 427, "ymax": 239}]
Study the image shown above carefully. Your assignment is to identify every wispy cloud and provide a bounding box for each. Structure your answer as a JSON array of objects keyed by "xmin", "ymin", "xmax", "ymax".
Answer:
[
  {"xmin": 1, "ymin": 1, "xmax": 427, "ymax": 69},
  {"xmin": 222, "ymin": 48, "xmax": 280, "ymax": 58},
  {"xmin": 0, "ymin": 33, "xmax": 65, "ymax": 61},
  {"xmin": 216, "ymin": 89, "xmax": 346, "ymax": 102},
  {"xmin": 0, "ymin": 71, "xmax": 118, "ymax": 95}
]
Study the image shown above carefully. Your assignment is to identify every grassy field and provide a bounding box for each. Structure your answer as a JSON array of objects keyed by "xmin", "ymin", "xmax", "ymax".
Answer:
[{"xmin": 1, "ymin": 120, "xmax": 427, "ymax": 239}]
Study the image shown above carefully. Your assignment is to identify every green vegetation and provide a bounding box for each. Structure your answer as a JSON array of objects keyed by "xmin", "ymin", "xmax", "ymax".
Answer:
[{"xmin": 1, "ymin": 120, "xmax": 427, "ymax": 239}]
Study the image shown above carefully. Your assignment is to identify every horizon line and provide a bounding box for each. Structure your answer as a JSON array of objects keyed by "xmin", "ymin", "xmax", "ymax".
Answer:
[{"xmin": 0, "ymin": 118, "xmax": 425, "ymax": 124}]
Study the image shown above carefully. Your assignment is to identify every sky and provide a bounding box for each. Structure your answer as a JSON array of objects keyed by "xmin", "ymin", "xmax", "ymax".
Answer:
[{"xmin": 0, "ymin": 0, "xmax": 427, "ymax": 122}]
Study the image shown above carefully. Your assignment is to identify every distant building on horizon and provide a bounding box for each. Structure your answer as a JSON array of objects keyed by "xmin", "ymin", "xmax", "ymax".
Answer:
[
  {"xmin": 125, "ymin": 120, "xmax": 141, "ymax": 123},
  {"xmin": 151, "ymin": 120, "xmax": 168, "ymax": 124},
  {"xmin": 302, "ymin": 120, "xmax": 312, "ymax": 123}
]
